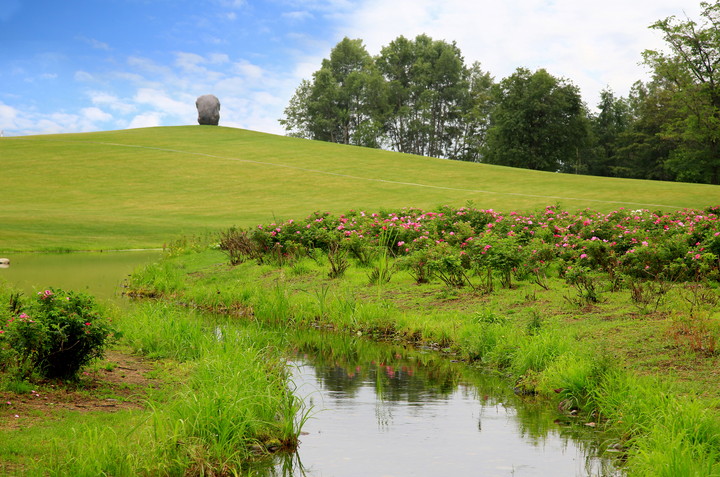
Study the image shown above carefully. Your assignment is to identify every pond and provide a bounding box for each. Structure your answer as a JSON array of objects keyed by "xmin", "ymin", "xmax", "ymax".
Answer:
[
  {"xmin": 0, "ymin": 251, "xmax": 161, "ymax": 301},
  {"xmin": 254, "ymin": 332, "xmax": 622, "ymax": 477},
  {"xmin": 0, "ymin": 252, "xmax": 622, "ymax": 476}
]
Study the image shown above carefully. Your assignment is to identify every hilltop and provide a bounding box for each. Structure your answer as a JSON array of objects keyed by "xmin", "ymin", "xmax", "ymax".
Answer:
[{"xmin": 1, "ymin": 126, "xmax": 717, "ymax": 251}]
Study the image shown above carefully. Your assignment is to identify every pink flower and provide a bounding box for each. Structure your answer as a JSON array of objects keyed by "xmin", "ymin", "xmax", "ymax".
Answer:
[{"xmin": 580, "ymin": 254, "xmax": 588, "ymax": 259}]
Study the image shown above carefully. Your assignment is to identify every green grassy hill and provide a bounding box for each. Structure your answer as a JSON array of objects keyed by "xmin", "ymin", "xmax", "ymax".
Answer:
[{"xmin": 2, "ymin": 125, "xmax": 718, "ymax": 251}]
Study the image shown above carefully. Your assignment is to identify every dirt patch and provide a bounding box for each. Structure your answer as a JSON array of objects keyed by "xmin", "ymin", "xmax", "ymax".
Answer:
[{"xmin": 0, "ymin": 350, "xmax": 161, "ymax": 430}]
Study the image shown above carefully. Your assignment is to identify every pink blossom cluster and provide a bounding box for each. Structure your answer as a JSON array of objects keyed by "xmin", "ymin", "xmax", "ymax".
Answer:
[{"xmin": 252, "ymin": 205, "xmax": 720, "ymax": 279}]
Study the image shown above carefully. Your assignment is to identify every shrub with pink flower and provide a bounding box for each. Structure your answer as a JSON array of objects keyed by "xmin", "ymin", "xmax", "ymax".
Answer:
[
  {"xmin": 2, "ymin": 288, "xmax": 116, "ymax": 380},
  {"xmin": 225, "ymin": 204, "xmax": 720, "ymax": 286}
]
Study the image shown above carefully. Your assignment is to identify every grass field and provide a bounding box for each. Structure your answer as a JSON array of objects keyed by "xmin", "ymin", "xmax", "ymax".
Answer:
[{"xmin": 2, "ymin": 125, "xmax": 718, "ymax": 251}]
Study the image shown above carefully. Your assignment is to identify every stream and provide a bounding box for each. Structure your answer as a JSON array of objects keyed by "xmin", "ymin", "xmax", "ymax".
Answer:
[{"xmin": 0, "ymin": 252, "xmax": 622, "ymax": 476}]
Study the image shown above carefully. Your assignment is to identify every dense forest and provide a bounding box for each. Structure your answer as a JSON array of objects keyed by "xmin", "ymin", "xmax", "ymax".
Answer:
[{"xmin": 280, "ymin": 1, "xmax": 720, "ymax": 185}]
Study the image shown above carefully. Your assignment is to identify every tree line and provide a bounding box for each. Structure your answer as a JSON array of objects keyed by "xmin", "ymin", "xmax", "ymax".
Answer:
[{"xmin": 280, "ymin": 1, "xmax": 720, "ymax": 185}]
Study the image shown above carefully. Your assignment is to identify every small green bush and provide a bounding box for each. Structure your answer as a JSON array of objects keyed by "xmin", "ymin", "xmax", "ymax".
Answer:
[{"xmin": 1, "ymin": 288, "xmax": 116, "ymax": 380}]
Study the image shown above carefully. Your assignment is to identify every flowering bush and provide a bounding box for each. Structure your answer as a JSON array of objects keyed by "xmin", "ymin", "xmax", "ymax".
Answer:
[
  {"xmin": 1, "ymin": 288, "xmax": 116, "ymax": 380},
  {"xmin": 228, "ymin": 205, "xmax": 720, "ymax": 288}
]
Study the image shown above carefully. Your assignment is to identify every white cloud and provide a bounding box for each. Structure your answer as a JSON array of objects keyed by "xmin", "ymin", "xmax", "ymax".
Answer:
[
  {"xmin": 335, "ymin": 0, "xmax": 703, "ymax": 107},
  {"xmin": 283, "ymin": 10, "xmax": 313, "ymax": 21},
  {"xmin": 208, "ymin": 53, "xmax": 230, "ymax": 64},
  {"xmin": 81, "ymin": 107, "xmax": 112, "ymax": 123},
  {"xmin": 74, "ymin": 71, "xmax": 95, "ymax": 82},
  {"xmin": 127, "ymin": 56, "xmax": 172, "ymax": 77},
  {"xmin": 232, "ymin": 60, "xmax": 264, "ymax": 80},
  {"xmin": 111, "ymin": 71, "xmax": 148, "ymax": 85},
  {"xmin": 77, "ymin": 36, "xmax": 111, "ymax": 51},
  {"xmin": 0, "ymin": 102, "xmax": 19, "ymax": 130},
  {"xmin": 134, "ymin": 88, "xmax": 195, "ymax": 118},
  {"xmin": 175, "ymin": 52, "xmax": 207, "ymax": 73},
  {"xmin": 88, "ymin": 91, "xmax": 136, "ymax": 114},
  {"xmin": 127, "ymin": 112, "xmax": 163, "ymax": 129}
]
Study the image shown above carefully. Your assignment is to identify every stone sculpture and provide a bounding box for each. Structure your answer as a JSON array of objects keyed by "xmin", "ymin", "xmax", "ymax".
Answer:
[{"xmin": 196, "ymin": 94, "xmax": 221, "ymax": 126}]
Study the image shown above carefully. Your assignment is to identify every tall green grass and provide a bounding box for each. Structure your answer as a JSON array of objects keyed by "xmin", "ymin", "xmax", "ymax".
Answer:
[
  {"xmin": 125, "ymin": 247, "xmax": 720, "ymax": 475},
  {"xmin": 6, "ymin": 301, "xmax": 308, "ymax": 476},
  {"xmin": 2, "ymin": 126, "xmax": 718, "ymax": 251}
]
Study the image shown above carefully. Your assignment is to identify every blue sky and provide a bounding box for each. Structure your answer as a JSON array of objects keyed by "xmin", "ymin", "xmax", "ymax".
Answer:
[{"xmin": 0, "ymin": 0, "xmax": 701, "ymax": 136}]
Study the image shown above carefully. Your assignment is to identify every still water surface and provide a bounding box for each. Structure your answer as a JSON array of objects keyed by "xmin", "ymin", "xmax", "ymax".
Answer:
[
  {"xmin": 0, "ymin": 252, "xmax": 622, "ymax": 476},
  {"xmin": 272, "ymin": 348, "xmax": 621, "ymax": 477},
  {"xmin": 0, "ymin": 251, "xmax": 161, "ymax": 300}
]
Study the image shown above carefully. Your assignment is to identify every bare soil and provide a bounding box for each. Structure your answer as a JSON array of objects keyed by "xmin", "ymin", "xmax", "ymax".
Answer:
[{"xmin": 0, "ymin": 350, "xmax": 160, "ymax": 430}]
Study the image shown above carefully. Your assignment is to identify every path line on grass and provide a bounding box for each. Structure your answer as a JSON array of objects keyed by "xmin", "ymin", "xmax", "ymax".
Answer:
[{"xmin": 22, "ymin": 138, "xmax": 687, "ymax": 210}]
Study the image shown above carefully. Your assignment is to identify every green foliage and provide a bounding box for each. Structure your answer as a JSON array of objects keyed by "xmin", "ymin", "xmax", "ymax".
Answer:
[
  {"xmin": 483, "ymin": 67, "xmax": 590, "ymax": 172},
  {"xmin": 279, "ymin": 5, "xmax": 720, "ymax": 184},
  {"xmin": 1, "ymin": 289, "xmax": 116, "ymax": 380},
  {"xmin": 425, "ymin": 241, "xmax": 471, "ymax": 288},
  {"xmin": 281, "ymin": 37, "xmax": 384, "ymax": 147},
  {"xmin": 128, "ymin": 260, "xmax": 185, "ymax": 297},
  {"xmin": 367, "ymin": 250, "xmax": 396, "ymax": 285},
  {"xmin": 283, "ymin": 34, "xmax": 493, "ymax": 160},
  {"xmin": 121, "ymin": 302, "xmax": 208, "ymax": 361},
  {"xmin": 398, "ymin": 248, "xmax": 431, "ymax": 284},
  {"xmin": 585, "ymin": 88, "xmax": 633, "ymax": 177},
  {"xmin": 124, "ymin": 201, "xmax": 720, "ymax": 475},
  {"xmin": 224, "ymin": 205, "xmax": 720, "ymax": 294},
  {"xmin": 23, "ymin": 303, "xmax": 308, "ymax": 476},
  {"xmin": 564, "ymin": 266, "xmax": 603, "ymax": 305},
  {"xmin": 641, "ymin": 1, "xmax": 720, "ymax": 184},
  {"xmin": 326, "ymin": 240, "xmax": 350, "ymax": 278}
]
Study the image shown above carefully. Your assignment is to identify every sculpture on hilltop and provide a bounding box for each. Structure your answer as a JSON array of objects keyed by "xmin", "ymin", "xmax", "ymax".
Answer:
[{"xmin": 196, "ymin": 94, "xmax": 220, "ymax": 126}]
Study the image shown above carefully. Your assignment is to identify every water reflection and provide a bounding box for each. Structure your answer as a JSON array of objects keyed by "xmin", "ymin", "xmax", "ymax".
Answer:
[
  {"xmin": 0, "ymin": 251, "xmax": 161, "ymax": 301},
  {"xmin": 252, "ymin": 332, "xmax": 622, "ymax": 477}
]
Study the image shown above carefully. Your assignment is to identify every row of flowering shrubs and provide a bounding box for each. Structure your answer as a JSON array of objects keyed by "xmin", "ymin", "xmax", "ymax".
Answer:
[
  {"xmin": 220, "ymin": 205, "xmax": 720, "ymax": 286},
  {"xmin": 0, "ymin": 288, "xmax": 116, "ymax": 380}
]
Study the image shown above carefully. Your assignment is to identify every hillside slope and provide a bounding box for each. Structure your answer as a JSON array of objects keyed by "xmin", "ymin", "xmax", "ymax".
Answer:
[{"xmin": 1, "ymin": 126, "xmax": 718, "ymax": 251}]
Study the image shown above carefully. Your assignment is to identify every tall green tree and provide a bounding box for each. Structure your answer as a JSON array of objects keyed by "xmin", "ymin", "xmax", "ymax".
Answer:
[
  {"xmin": 643, "ymin": 1, "xmax": 720, "ymax": 183},
  {"xmin": 451, "ymin": 62, "xmax": 495, "ymax": 162},
  {"xmin": 280, "ymin": 37, "xmax": 383, "ymax": 147},
  {"xmin": 483, "ymin": 68, "xmax": 589, "ymax": 172},
  {"xmin": 280, "ymin": 79, "xmax": 312, "ymax": 139},
  {"xmin": 613, "ymin": 81, "xmax": 679, "ymax": 181},
  {"xmin": 375, "ymin": 34, "xmax": 472, "ymax": 158},
  {"xmin": 586, "ymin": 88, "xmax": 632, "ymax": 177}
]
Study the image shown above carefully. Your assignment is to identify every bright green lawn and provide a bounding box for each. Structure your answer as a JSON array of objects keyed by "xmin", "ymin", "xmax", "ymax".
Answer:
[{"xmin": 2, "ymin": 125, "xmax": 718, "ymax": 251}]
